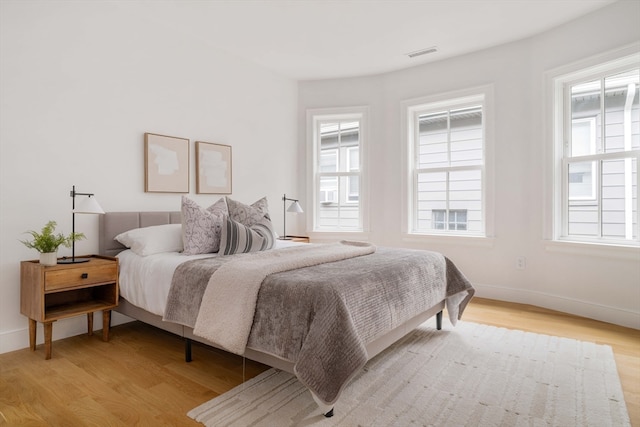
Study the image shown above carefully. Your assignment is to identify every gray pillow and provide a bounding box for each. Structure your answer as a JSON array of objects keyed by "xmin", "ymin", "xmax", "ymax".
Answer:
[
  {"xmin": 181, "ymin": 196, "xmax": 228, "ymax": 254},
  {"xmin": 225, "ymin": 196, "xmax": 271, "ymax": 227}
]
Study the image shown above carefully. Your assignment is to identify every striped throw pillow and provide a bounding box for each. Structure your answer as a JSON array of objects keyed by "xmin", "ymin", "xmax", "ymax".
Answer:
[{"xmin": 219, "ymin": 215, "xmax": 275, "ymax": 255}]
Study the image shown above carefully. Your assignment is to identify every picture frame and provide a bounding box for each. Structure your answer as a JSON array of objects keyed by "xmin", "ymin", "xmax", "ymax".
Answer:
[
  {"xmin": 196, "ymin": 141, "xmax": 232, "ymax": 194},
  {"xmin": 144, "ymin": 133, "xmax": 190, "ymax": 193}
]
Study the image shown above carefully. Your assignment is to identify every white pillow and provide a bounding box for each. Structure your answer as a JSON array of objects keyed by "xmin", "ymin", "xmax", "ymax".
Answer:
[{"xmin": 115, "ymin": 224, "xmax": 183, "ymax": 256}]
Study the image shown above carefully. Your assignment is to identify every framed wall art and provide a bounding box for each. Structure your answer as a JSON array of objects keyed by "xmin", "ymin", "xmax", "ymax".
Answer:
[
  {"xmin": 144, "ymin": 133, "xmax": 190, "ymax": 193},
  {"xmin": 196, "ymin": 141, "xmax": 232, "ymax": 194}
]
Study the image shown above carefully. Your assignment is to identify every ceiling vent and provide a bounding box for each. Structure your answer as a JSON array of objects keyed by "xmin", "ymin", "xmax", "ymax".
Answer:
[{"xmin": 407, "ymin": 46, "xmax": 438, "ymax": 58}]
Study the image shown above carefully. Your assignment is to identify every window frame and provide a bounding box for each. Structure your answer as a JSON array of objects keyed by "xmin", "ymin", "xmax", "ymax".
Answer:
[
  {"xmin": 550, "ymin": 52, "xmax": 640, "ymax": 247},
  {"xmin": 402, "ymin": 85, "xmax": 494, "ymax": 240},
  {"xmin": 307, "ymin": 106, "xmax": 369, "ymax": 235}
]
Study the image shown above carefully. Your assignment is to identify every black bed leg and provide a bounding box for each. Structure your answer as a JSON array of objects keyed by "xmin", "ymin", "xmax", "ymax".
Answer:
[
  {"xmin": 324, "ymin": 408, "xmax": 334, "ymax": 418},
  {"xmin": 436, "ymin": 311, "xmax": 443, "ymax": 330},
  {"xmin": 185, "ymin": 338, "xmax": 192, "ymax": 362}
]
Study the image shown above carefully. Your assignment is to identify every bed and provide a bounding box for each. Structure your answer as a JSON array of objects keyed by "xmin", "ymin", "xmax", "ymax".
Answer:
[{"xmin": 98, "ymin": 210, "xmax": 474, "ymax": 416}]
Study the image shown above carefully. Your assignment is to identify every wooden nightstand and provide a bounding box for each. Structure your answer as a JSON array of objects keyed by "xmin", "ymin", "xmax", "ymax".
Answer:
[
  {"xmin": 285, "ymin": 236, "xmax": 310, "ymax": 243},
  {"xmin": 20, "ymin": 255, "xmax": 119, "ymax": 359}
]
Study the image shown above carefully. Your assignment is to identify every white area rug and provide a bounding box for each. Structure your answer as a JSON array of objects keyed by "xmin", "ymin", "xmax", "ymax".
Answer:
[{"xmin": 188, "ymin": 322, "xmax": 630, "ymax": 426}]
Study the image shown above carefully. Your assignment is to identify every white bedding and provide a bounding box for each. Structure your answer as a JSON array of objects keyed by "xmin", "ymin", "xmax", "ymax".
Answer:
[{"xmin": 116, "ymin": 239, "xmax": 304, "ymax": 316}]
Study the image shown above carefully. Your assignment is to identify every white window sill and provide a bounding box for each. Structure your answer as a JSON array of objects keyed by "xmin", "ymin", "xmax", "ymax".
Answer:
[
  {"xmin": 402, "ymin": 233, "xmax": 495, "ymax": 248},
  {"xmin": 544, "ymin": 240, "xmax": 640, "ymax": 260}
]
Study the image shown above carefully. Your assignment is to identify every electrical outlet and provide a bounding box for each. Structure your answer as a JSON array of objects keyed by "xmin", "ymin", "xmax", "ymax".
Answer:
[{"xmin": 516, "ymin": 256, "xmax": 526, "ymax": 270}]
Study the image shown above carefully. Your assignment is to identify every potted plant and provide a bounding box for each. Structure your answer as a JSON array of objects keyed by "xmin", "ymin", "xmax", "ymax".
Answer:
[{"xmin": 20, "ymin": 221, "xmax": 85, "ymax": 266}]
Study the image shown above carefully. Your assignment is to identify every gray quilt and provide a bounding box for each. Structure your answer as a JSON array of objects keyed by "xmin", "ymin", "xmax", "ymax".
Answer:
[{"xmin": 164, "ymin": 246, "xmax": 474, "ymax": 405}]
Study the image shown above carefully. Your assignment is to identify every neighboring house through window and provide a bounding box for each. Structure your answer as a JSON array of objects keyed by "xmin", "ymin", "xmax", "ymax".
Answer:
[
  {"xmin": 432, "ymin": 209, "xmax": 468, "ymax": 231},
  {"xmin": 552, "ymin": 54, "xmax": 639, "ymax": 246},
  {"xmin": 308, "ymin": 107, "xmax": 368, "ymax": 232}
]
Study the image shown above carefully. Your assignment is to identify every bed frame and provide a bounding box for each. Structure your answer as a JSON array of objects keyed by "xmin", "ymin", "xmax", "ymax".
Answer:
[{"xmin": 99, "ymin": 211, "xmax": 444, "ymax": 414}]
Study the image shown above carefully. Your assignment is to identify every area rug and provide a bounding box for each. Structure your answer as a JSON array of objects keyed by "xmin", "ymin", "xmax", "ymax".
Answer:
[{"xmin": 188, "ymin": 322, "xmax": 630, "ymax": 426}]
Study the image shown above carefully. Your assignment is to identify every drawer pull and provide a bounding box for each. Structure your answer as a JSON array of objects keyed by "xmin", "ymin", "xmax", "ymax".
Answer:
[{"xmin": 81, "ymin": 273, "xmax": 89, "ymax": 279}]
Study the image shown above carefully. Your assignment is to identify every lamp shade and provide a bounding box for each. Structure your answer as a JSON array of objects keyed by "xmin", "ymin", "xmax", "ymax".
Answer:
[
  {"xmin": 287, "ymin": 201, "xmax": 303, "ymax": 213},
  {"xmin": 74, "ymin": 196, "xmax": 105, "ymax": 214}
]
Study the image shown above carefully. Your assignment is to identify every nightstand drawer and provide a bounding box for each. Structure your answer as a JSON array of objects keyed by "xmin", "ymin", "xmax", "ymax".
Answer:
[{"xmin": 45, "ymin": 264, "xmax": 117, "ymax": 291}]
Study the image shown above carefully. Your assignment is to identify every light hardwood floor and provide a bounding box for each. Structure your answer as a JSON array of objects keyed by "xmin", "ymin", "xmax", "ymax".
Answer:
[{"xmin": 1, "ymin": 298, "xmax": 637, "ymax": 426}]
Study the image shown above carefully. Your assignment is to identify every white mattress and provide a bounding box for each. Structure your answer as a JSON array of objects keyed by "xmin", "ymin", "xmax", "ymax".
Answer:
[{"xmin": 116, "ymin": 239, "xmax": 304, "ymax": 316}]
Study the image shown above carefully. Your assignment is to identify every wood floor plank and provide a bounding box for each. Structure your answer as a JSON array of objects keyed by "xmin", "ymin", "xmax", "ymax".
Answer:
[
  {"xmin": 0, "ymin": 298, "xmax": 637, "ymax": 426},
  {"xmin": 66, "ymin": 396, "xmax": 128, "ymax": 426}
]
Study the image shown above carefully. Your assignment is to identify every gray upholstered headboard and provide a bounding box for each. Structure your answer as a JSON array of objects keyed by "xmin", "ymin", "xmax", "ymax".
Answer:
[{"xmin": 99, "ymin": 211, "xmax": 181, "ymax": 257}]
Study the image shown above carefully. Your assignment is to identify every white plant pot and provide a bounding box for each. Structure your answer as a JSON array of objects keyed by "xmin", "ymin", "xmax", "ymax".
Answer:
[{"xmin": 39, "ymin": 252, "xmax": 57, "ymax": 266}]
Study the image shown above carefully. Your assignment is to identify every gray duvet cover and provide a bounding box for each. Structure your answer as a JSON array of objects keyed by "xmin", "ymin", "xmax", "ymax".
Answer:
[{"xmin": 164, "ymin": 246, "xmax": 474, "ymax": 405}]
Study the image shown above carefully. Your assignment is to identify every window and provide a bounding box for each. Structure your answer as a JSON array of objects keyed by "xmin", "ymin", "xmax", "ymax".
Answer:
[
  {"xmin": 309, "ymin": 108, "xmax": 367, "ymax": 232},
  {"xmin": 553, "ymin": 55, "xmax": 639, "ymax": 246},
  {"xmin": 432, "ymin": 209, "xmax": 468, "ymax": 231},
  {"xmin": 405, "ymin": 90, "xmax": 488, "ymax": 236}
]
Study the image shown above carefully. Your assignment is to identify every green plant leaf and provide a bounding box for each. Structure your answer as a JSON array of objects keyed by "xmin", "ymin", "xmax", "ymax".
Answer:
[{"xmin": 20, "ymin": 220, "xmax": 86, "ymax": 253}]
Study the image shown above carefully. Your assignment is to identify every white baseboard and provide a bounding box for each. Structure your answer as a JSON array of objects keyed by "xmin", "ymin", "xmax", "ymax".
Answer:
[
  {"xmin": 0, "ymin": 311, "xmax": 133, "ymax": 355},
  {"xmin": 473, "ymin": 283, "xmax": 640, "ymax": 330}
]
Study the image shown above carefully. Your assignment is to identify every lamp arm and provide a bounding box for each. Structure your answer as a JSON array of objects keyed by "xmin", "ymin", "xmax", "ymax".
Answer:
[{"xmin": 70, "ymin": 190, "xmax": 95, "ymax": 198}]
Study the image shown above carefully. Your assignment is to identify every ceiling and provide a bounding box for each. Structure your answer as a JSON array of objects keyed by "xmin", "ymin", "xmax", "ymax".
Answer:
[{"xmin": 124, "ymin": 0, "xmax": 617, "ymax": 81}]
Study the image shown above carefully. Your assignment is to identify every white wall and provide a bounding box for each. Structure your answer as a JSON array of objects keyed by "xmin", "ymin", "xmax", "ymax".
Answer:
[
  {"xmin": 298, "ymin": 0, "xmax": 640, "ymax": 328},
  {"xmin": 0, "ymin": 1, "xmax": 298, "ymax": 353}
]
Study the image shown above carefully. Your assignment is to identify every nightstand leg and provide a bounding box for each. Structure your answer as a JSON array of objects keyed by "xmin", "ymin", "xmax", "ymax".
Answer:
[
  {"xmin": 87, "ymin": 313, "xmax": 93, "ymax": 336},
  {"xmin": 28, "ymin": 318, "xmax": 37, "ymax": 351},
  {"xmin": 44, "ymin": 322, "xmax": 53, "ymax": 360},
  {"xmin": 102, "ymin": 310, "xmax": 111, "ymax": 342}
]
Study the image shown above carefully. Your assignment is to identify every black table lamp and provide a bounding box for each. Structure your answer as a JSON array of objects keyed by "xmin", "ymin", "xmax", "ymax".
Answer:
[
  {"xmin": 58, "ymin": 185, "xmax": 105, "ymax": 264},
  {"xmin": 280, "ymin": 194, "xmax": 303, "ymax": 240}
]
